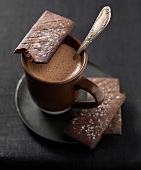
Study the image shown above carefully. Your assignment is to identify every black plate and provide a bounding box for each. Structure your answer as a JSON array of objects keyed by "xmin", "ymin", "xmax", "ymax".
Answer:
[{"xmin": 15, "ymin": 61, "xmax": 111, "ymax": 143}]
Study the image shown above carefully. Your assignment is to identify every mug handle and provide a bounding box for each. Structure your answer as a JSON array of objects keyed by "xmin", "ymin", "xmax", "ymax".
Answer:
[{"xmin": 72, "ymin": 76, "xmax": 104, "ymax": 108}]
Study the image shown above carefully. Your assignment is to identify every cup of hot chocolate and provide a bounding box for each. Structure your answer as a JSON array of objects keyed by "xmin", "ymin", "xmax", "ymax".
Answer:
[
  {"xmin": 21, "ymin": 35, "xmax": 104, "ymax": 114},
  {"xmin": 14, "ymin": 10, "xmax": 104, "ymax": 114}
]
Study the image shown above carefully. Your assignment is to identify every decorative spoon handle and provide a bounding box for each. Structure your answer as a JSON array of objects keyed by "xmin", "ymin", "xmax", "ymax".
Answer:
[{"xmin": 73, "ymin": 6, "xmax": 111, "ymax": 60}]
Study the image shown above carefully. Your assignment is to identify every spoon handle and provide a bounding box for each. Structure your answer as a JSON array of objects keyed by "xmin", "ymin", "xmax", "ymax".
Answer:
[{"xmin": 73, "ymin": 6, "xmax": 111, "ymax": 60}]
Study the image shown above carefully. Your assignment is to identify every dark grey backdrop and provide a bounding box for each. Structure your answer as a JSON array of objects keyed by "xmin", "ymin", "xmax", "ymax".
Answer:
[{"xmin": 0, "ymin": 0, "xmax": 141, "ymax": 169}]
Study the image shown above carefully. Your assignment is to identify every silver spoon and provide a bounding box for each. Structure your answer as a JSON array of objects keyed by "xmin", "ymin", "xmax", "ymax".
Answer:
[{"xmin": 73, "ymin": 6, "xmax": 111, "ymax": 60}]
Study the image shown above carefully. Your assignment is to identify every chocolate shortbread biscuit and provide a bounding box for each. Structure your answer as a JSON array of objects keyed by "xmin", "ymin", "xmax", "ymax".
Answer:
[
  {"xmin": 14, "ymin": 11, "xmax": 74, "ymax": 63},
  {"xmin": 64, "ymin": 92, "xmax": 126, "ymax": 148},
  {"xmin": 87, "ymin": 78, "xmax": 122, "ymax": 134}
]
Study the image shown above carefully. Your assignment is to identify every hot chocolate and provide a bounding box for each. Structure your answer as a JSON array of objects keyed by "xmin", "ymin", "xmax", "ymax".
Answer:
[{"xmin": 26, "ymin": 43, "xmax": 82, "ymax": 82}]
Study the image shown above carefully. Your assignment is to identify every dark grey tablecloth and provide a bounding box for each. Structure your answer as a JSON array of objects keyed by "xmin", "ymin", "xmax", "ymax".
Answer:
[{"xmin": 0, "ymin": 0, "xmax": 141, "ymax": 169}]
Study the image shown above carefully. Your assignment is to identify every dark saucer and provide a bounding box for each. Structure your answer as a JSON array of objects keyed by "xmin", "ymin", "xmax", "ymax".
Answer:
[{"xmin": 15, "ymin": 61, "xmax": 111, "ymax": 143}]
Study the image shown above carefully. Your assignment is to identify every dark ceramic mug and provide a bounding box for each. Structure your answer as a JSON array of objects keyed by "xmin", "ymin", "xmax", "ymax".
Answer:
[{"xmin": 21, "ymin": 35, "xmax": 104, "ymax": 115}]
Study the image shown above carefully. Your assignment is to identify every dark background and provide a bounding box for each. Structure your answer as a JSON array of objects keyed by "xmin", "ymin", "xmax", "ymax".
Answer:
[{"xmin": 0, "ymin": 0, "xmax": 141, "ymax": 169}]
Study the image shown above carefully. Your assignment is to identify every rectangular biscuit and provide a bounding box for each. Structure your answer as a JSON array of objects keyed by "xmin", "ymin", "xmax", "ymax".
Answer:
[
  {"xmin": 64, "ymin": 92, "xmax": 126, "ymax": 148},
  {"xmin": 87, "ymin": 78, "xmax": 122, "ymax": 135},
  {"xmin": 14, "ymin": 10, "xmax": 74, "ymax": 63}
]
